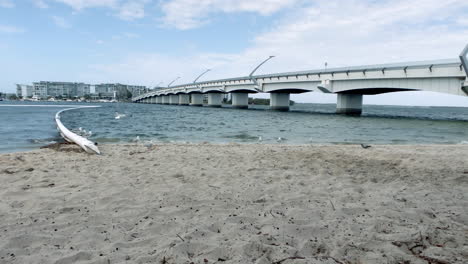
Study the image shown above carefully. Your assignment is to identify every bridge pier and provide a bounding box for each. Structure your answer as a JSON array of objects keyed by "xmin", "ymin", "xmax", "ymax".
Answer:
[
  {"xmin": 156, "ymin": 96, "xmax": 162, "ymax": 104},
  {"xmin": 169, "ymin": 95, "xmax": 179, "ymax": 105},
  {"xmin": 178, "ymin": 94, "xmax": 190, "ymax": 105},
  {"xmin": 336, "ymin": 93, "xmax": 363, "ymax": 115},
  {"xmin": 162, "ymin": 95, "xmax": 169, "ymax": 104},
  {"xmin": 151, "ymin": 97, "xmax": 156, "ymax": 104},
  {"xmin": 270, "ymin": 92, "xmax": 290, "ymax": 111},
  {"xmin": 231, "ymin": 92, "xmax": 249, "ymax": 109},
  {"xmin": 190, "ymin": 93, "xmax": 204, "ymax": 106},
  {"xmin": 207, "ymin": 92, "xmax": 223, "ymax": 107}
]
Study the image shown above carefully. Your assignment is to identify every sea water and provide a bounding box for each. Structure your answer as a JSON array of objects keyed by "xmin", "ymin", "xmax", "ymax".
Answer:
[{"xmin": 1, "ymin": 101, "xmax": 467, "ymax": 153}]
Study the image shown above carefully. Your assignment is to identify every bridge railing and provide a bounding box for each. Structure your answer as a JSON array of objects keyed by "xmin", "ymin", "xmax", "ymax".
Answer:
[{"xmin": 133, "ymin": 56, "xmax": 467, "ymax": 101}]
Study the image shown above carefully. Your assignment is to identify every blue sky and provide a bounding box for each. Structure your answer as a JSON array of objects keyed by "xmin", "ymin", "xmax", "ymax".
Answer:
[{"xmin": 1, "ymin": 0, "xmax": 468, "ymax": 106}]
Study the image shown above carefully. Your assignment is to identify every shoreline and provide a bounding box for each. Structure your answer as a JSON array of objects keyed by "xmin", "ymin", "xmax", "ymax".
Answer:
[
  {"xmin": 2, "ymin": 140, "xmax": 468, "ymax": 155},
  {"xmin": 1, "ymin": 143, "xmax": 467, "ymax": 263}
]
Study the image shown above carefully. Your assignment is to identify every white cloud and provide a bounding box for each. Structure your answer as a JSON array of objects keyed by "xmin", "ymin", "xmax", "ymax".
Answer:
[
  {"xmin": 160, "ymin": 0, "xmax": 298, "ymax": 30},
  {"xmin": 117, "ymin": 0, "xmax": 147, "ymax": 20},
  {"xmin": 112, "ymin": 32, "xmax": 140, "ymax": 39},
  {"xmin": 0, "ymin": 0, "xmax": 14, "ymax": 8},
  {"xmin": 457, "ymin": 18, "xmax": 468, "ymax": 26},
  {"xmin": 52, "ymin": 0, "xmax": 149, "ymax": 21},
  {"xmin": 0, "ymin": 25, "xmax": 25, "ymax": 33},
  {"xmin": 51, "ymin": 15, "xmax": 71, "ymax": 28},
  {"xmin": 53, "ymin": 0, "xmax": 118, "ymax": 10},
  {"xmin": 33, "ymin": 0, "xmax": 49, "ymax": 8}
]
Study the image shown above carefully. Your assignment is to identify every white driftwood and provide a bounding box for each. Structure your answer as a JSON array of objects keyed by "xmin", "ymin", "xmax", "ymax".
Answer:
[{"xmin": 55, "ymin": 107, "xmax": 101, "ymax": 154}]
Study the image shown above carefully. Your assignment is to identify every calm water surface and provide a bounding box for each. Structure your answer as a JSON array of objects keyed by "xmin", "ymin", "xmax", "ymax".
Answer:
[{"xmin": 1, "ymin": 101, "xmax": 467, "ymax": 153}]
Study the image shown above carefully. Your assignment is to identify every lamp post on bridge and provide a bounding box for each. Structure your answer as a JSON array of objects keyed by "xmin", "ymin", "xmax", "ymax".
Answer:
[
  {"xmin": 249, "ymin": 56, "xmax": 275, "ymax": 91},
  {"xmin": 167, "ymin": 77, "xmax": 180, "ymax": 87},
  {"xmin": 193, "ymin": 69, "xmax": 211, "ymax": 83}
]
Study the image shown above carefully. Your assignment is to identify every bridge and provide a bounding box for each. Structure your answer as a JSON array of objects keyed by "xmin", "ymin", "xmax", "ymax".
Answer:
[{"xmin": 133, "ymin": 45, "xmax": 468, "ymax": 115}]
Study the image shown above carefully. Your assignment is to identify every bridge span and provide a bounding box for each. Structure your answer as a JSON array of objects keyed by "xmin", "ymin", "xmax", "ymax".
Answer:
[{"xmin": 133, "ymin": 45, "xmax": 468, "ymax": 115}]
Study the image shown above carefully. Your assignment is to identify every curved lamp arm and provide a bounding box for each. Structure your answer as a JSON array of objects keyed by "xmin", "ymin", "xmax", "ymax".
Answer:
[
  {"xmin": 249, "ymin": 56, "xmax": 275, "ymax": 92},
  {"xmin": 460, "ymin": 43, "xmax": 468, "ymax": 77},
  {"xmin": 167, "ymin": 77, "xmax": 180, "ymax": 87},
  {"xmin": 249, "ymin": 56, "xmax": 275, "ymax": 91},
  {"xmin": 193, "ymin": 69, "xmax": 211, "ymax": 83}
]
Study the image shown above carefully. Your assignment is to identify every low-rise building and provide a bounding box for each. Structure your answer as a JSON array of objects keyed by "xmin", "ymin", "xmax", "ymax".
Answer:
[
  {"xmin": 95, "ymin": 83, "xmax": 147, "ymax": 99},
  {"xmin": 16, "ymin": 84, "xmax": 34, "ymax": 98},
  {"xmin": 32, "ymin": 81, "xmax": 91, "ymax": 98},
  {"xmin": 14, "ymin": 81, "xmax": 146, "ymax": 100}
]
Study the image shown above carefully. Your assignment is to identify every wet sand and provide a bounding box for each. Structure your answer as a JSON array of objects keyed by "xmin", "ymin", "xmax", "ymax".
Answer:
[{"xmin": 0, "ymin": 143, "xmax": 467, "ymax": 264}]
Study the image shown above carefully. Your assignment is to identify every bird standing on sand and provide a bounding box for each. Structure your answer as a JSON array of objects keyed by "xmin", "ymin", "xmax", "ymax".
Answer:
[{"xmin": 361, "ymin": 143, "xmax": 371, "ymax": 149}]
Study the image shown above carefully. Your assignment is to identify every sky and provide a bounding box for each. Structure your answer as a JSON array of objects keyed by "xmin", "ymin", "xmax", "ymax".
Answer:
[{"xmin": 1, "ymin": 0, "xmax": 468, "ymax": 106}]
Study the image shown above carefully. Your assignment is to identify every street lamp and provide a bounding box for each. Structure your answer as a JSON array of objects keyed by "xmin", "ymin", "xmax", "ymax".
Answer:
[
  {"xmin": 167, "ymin": 77, "xmax": 180, "ymax": 87},
  {"xmin": 193, "ymin": 69, "xmax": 211, "ymax": 83},
  {"xmin": 249, "ymin": 55, "xmax": 275, "ymax": 90}
]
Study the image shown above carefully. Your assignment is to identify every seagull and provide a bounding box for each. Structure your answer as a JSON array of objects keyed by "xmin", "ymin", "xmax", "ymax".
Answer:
[
  {"xmin": 131, "ymin": 136, "xmax": 140, "ymax": 143},
  {"xmin": 277, "ymin": 137, "xmax": 284, "ymax": 142},
  {"xmin": 258, "ymin": 136, "xmax": 263, "ymax": 142},
  {"xmin": 115, "ymin": 112, "xmax": 126, "ymax": 120},
  {"xmin": 360, "ymin": 143, "xmax": 371, "ymax": 149}
]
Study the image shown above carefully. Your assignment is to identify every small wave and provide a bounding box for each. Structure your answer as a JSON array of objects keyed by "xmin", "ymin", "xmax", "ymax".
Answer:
[
  {"xmin": 459, "ymin": 141, "xmax": 468, "ymax": 144},
  {"xmin": 28, "ymin": 138, "xmax": 60, "ymax": 144},
  {"xmin": 225, "ymin": 133, "xmax": 260, "ymax": 141},
  {"xmin": 93, "ymin": 137, "xmax": 121, "ymax": 143}
]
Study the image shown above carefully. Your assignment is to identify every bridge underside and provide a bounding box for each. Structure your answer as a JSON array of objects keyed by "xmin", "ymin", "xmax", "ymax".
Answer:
[
  {"xmin": 227, "ymin": 88, "xmax": 258, "ymax": 93},
  {"xmin": 336, "ymin": 87, "xmax": 418, "ymax": 95},
  {"xmin": 267, "ymin": 88, "xmax": 312, "ymax": 94}
]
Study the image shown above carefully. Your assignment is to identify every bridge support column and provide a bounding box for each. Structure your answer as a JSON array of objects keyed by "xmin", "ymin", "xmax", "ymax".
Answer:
[
  {"xmin": 156, "ymin": 96, "xmax": 162, "ymax": 104},
  {"xmin": 169, "ymin": 95, "xmax": 179, "ymax": 105},
  {"xmin": 231, "ymin": 92, "xmax": 249, "ymax": 109},
  {"xmin": 270, "ymin": 92, "xmax": 290, "ymax": 111},
  {"xmin": 151, "ymin": 97, "xmax": 156, "ymax": 104},
  {"xmin": 336, "ymin": 93, "xmax": 363, "ymax": 115},
  {"xmin": 207, "ymin": 93, "xmax": 223, "ymax": 107},
  {"xmin": 190, "ymin": 93, "xmax": 203, "ymax": 106},
  {"xmin": 162, "ymin": 96, "xmax": 169, "ymax": 104},
  {"xmin": 179, "ymin": 94, "xmax": 190, "ymax": 105}
]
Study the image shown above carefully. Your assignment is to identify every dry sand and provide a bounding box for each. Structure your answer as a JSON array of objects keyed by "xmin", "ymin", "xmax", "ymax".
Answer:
[{"xmin": 0, "ymin": 143, "xmax": 467, "ymax": 264}]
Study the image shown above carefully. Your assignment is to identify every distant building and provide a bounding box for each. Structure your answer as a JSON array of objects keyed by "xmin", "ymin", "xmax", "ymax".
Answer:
[
  {"xmin": 32, "ymin": 81, "xmax": 91, "ymax": 98},
  {"xmin": 95, "ymin": 83, "xmax": 147, "ymax": 99},
  {"xmin": 14, "ymin": 81, "xmax": 146, "ymax": 100},
  {"xmin": 16, "ymin": 84, "xmax": 34, "ymax": 98}
]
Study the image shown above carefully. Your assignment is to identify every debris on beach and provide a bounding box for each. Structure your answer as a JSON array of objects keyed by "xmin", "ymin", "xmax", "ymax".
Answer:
[{"xmin": 40, "ymin": 142, "xmax": 84, "ymax": 153}]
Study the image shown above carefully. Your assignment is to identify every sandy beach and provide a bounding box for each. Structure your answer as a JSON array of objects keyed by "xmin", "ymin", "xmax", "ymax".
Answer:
[{"xmin": 0, "ymin": 143, "xmax": 467, "ymax": 264}]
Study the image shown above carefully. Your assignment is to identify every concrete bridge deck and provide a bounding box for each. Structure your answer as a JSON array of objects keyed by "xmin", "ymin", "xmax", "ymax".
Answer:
[{"xmin": 133, "ymin": 46, "xmax": 468, "ymax": 115}]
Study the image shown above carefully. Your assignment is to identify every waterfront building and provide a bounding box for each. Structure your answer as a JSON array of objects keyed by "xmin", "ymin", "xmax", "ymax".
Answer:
[
  {"xmin": 31, "ymin": 81, "xmax": 91, "ymax": 98},
  {"xmin": 95, "ymin": 83, "xmax": 147, "ymax": 99},
  {"xmin": 13, "ymin": 81, "xmax": 146, "ymax": 100},
  {"xmin": 16, "ymin": 84, "xmax": 34, "ymax": 98}
]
